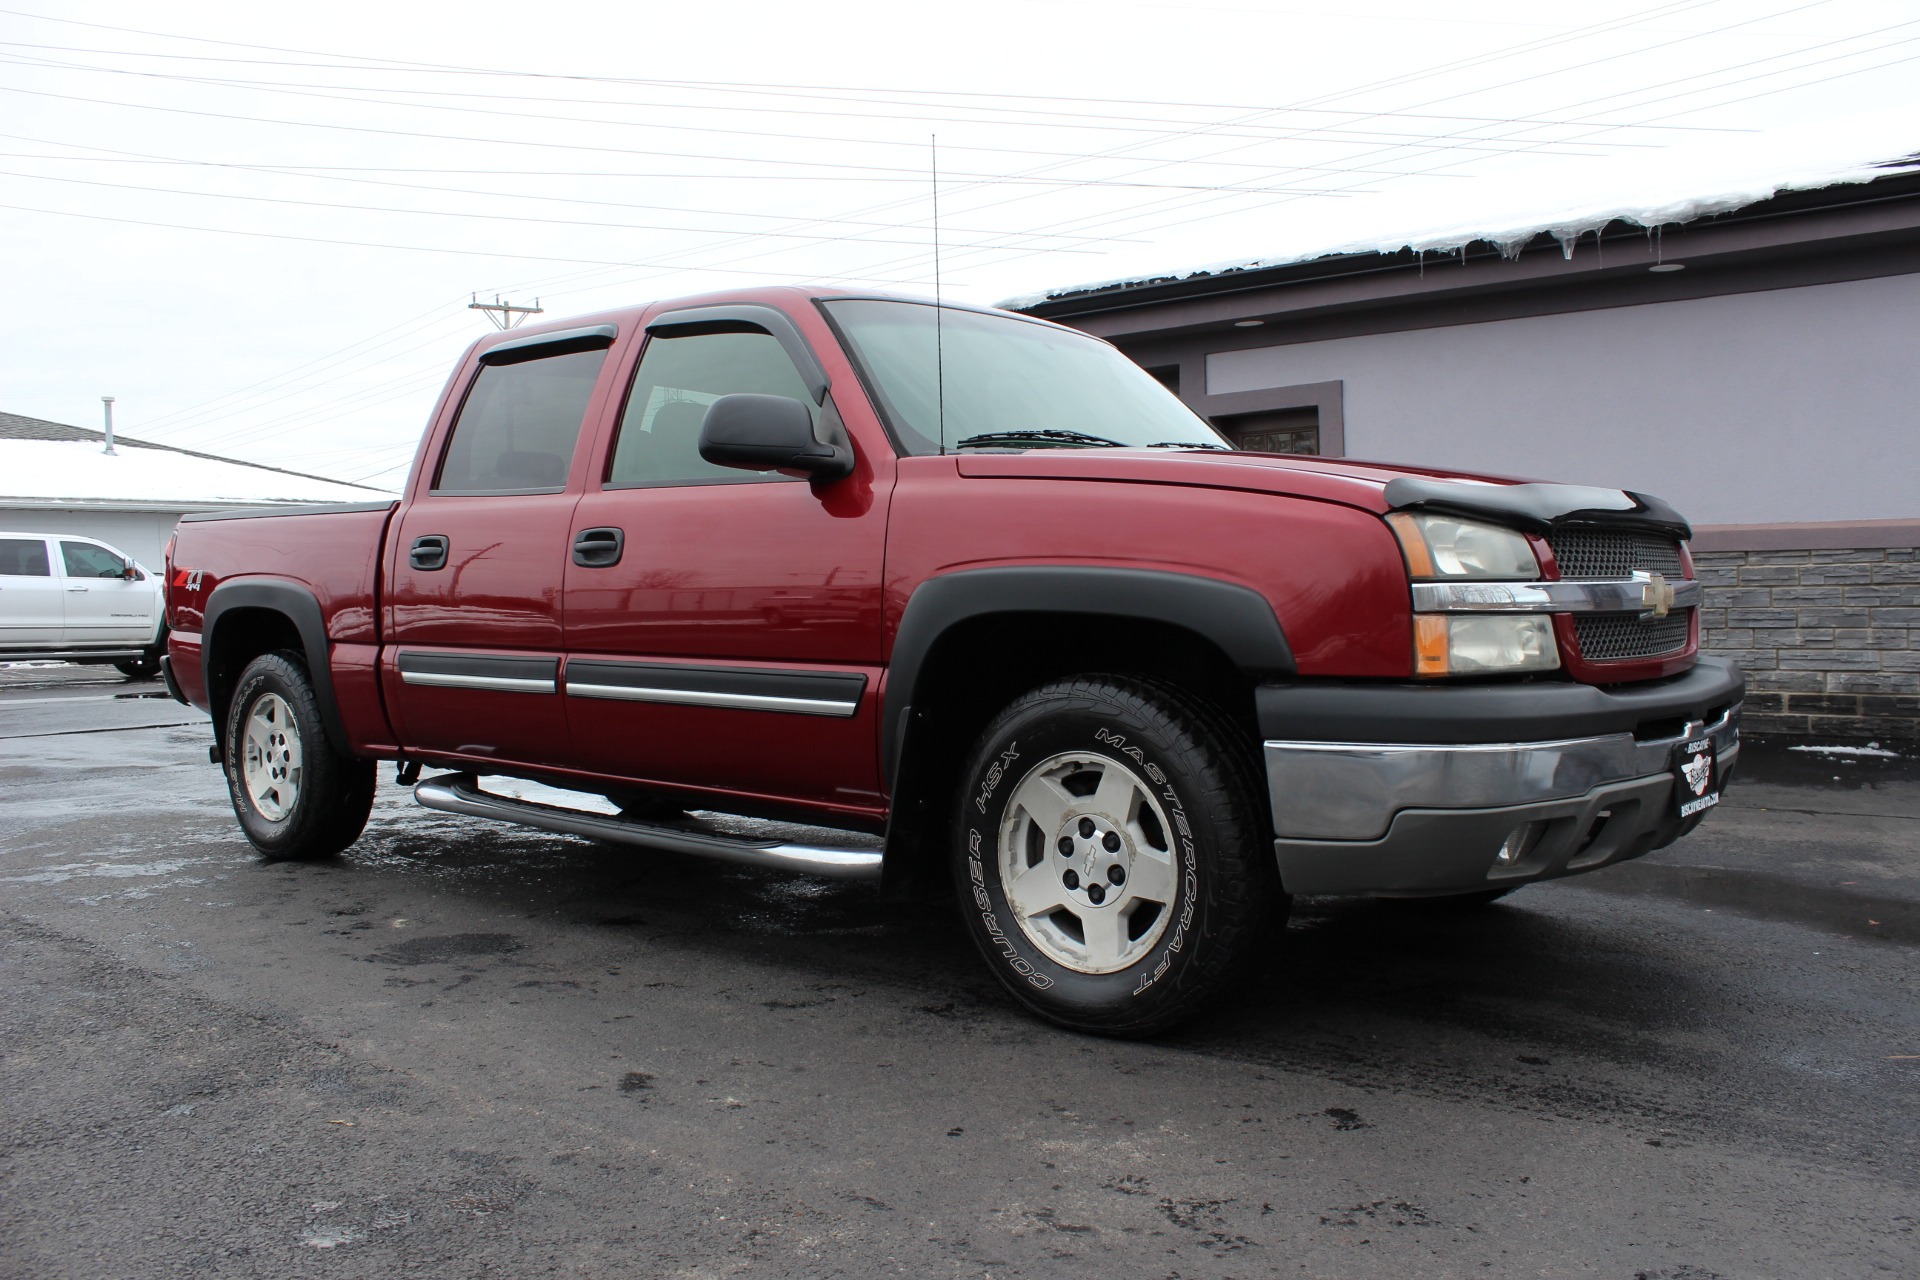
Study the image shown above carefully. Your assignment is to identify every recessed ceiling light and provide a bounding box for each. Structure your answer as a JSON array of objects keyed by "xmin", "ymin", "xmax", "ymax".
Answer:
[
  {"xmin": 1649, "ymin": 262, "xmax": 1686, "ymax": 273},
  {"xmin": 1233, "ymin": 319, "xmax": 1265, "ymax": 327}
]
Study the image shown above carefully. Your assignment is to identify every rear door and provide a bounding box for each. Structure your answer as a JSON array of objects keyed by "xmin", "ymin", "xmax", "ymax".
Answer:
[
  {"xmin": 384, "ymin": 324, "xmax": 623, "ymax": 768},
  {"xmin": 0, "ymin": 536, "xmax": 62, "ymax": 645},
  {"xmin": 559, "ymin": 306, "xmax": 891, "ymax": 816},
  {"xmin": 57, "ymin": 538, "xmax": 155, "ymax": 647}
]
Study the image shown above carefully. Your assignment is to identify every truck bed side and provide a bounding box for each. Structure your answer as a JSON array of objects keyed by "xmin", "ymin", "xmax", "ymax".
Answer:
[{"xmin": 167, "ymin": 501, "xmax": 400, "ymax": 755}]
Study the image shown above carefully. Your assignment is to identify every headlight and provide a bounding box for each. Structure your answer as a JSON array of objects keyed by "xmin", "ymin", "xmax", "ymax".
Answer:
[
  {"xmin": 1388, "ymin": 512, "xmax": 1539, "ymax": 579},
  {"xmin": 1415, "ymin": 615, "xmax": 1560, "ymax": 676}
]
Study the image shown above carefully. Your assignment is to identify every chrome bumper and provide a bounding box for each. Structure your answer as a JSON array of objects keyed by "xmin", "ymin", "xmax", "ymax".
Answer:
[{"xmin": 1263, "ymin": 704, "xmax": 1739, "ymax": 897}]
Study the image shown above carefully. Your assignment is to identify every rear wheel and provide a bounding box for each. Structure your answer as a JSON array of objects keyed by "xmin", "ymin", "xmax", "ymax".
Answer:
[
  {"xmin": 953, "ymin": 675, "xmax": 1285, "ymax": 1037},
  {"xmin": 116, "ymin": 625, "xmax": 169, "ymax": 680},
  {"xmin": 222, "ymin": 651, "xmax": 376, "ymax": 860}
]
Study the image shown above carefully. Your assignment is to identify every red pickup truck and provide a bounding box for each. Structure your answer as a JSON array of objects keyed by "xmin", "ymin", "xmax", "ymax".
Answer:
[{"xmin": 164, "ymin": 286, "xmax": 1741, "ymax": 1034}]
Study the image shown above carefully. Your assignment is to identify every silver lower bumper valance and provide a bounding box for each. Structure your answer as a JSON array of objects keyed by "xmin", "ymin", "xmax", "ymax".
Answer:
[{"xmin": 1262, "ymin": 704, "xmax": 1739, "ymax": 842}]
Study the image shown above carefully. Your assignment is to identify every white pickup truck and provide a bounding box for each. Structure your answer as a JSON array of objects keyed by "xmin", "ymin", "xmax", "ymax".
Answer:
[{"xmin": 0, "ymin": 532, "xmax": 166, "ymax": 678}]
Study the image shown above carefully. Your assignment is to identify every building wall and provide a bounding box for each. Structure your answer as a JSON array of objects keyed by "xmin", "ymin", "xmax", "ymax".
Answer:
[
  {"xmin": 0, "ymin": 507, "xmax": 187, "ymax": 572},
  {"xmin": 1695, "ymin": 545, "xmax": 1918, "ymax": 742},
  {"xmin": 1204, "ymin": 271, "xmax": 1920, "ymax": 526}
]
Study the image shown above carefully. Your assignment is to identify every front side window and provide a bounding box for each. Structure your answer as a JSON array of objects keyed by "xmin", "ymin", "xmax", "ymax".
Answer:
[
  {"xmin": 606, "ymin": 330, "xmax": 812, "ymax": 488},
  {"xmin": 822, "ymin": 299, "xmax": 1228, "ymax": 456},
  {"xmin": 433, "ymin": 348, "xmax": 607, "ymax": 494},
  {"xmin": 61, "ymin": 541, "xmax": 127, "ymax": 578},
  {"xmin": 0, "ymin": 538, "xmax": 50, "ymax": 576}
]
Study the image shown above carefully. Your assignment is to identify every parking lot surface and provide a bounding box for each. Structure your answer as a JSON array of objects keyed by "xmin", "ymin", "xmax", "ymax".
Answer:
[{"xmin": 3, "ymin": 662, "xmax": 1916, "ymax": 1279}]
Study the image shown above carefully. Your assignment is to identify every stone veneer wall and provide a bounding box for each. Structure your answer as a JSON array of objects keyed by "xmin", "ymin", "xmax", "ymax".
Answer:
[{"xmin": 1694, "ymin": 545, "xmax": 1919, "ymax": 742}]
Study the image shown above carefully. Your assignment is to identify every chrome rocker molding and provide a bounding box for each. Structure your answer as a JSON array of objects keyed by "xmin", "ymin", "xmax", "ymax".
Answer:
[
  {"xmin": 396, "ymin": 651, "xmax": 559, "ymax": 695},
  {"xmin": 563, "ymin": 659, "xmax": 865, "ymax": 718},
  {"xmin": 565, "ymin": 684, "xmax": 860, "ymax": 717},
  {"xmin": 401, "ymin": 670, "xmax": 557, "ymax": 694},
  {"xmin": 1410, "ymin": 574, "xmax": 1703, "ymax": 616},
  {"xmin": 412, "ymin": 772, "xmax": 884, "ymax": 880}
]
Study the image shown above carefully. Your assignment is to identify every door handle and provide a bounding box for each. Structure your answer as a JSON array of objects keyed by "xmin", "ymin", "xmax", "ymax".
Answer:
[
  {"xmin": 67, "ymin": 585, "xmax": 89, "ymax": 593},
  {"xmin": 572, "ymin": 527, "xmax": 625, "ymax": 568},
  {"xmin": 409, "ymin": 534, "xmax": 450, "ymax": 571}
]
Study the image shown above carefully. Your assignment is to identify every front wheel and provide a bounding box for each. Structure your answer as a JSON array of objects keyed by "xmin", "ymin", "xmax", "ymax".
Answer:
[
  {"xmin": 222, "ymin": 652, "xmax": 376, "ymax": 860},
  {"xmin": 953, "ymin": 676, "xmax": 1286, "ymax": 1037}
]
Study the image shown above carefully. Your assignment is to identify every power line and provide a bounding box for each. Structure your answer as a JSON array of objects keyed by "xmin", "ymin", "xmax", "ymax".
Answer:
[
  {"xmin": 0, "ymin": 200, "xmax": 939, "ymax": 280},
  {"xmin": 0, "ymin": 48, "xmax": 1684, "ymax": 159},
  {"xmin": 0, "ymin": 166, "xmax": 1111, "ymax": 254},
  {"xmin": 0, "ymin": 8, "xmax": 1752, "ymax": 132},
  {"xmin": 0, "ymin": 133, "xmax": 1138, "ymax": 240}
]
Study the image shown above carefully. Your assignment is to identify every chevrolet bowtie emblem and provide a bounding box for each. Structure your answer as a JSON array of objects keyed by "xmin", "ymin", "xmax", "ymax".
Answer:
[{"xmin": 1635, "ymin": 570, "xmax": 1675, "ymax": 618}]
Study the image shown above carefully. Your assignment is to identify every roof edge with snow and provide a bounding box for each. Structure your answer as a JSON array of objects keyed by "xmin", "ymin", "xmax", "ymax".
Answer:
[{"xmin": 999, "ymin": 149, "xmax": 1920, "ymax": 314}]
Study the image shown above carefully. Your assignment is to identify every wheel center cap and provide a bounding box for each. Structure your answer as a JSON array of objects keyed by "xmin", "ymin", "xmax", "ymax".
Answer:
[{"xmin": 1055, "ymin": 813, "xmax": 1130, "ymax": 908}]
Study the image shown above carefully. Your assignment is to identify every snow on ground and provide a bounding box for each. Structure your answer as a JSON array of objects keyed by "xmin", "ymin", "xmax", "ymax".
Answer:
[
  {"xmin": 1787, "ymin": 743, "xmax": 1903, "ymax": 759},
  {"xmin": 999, "ymin": 104, "xmax": 1920, "ymax": 309},
  {"xmin": 0, "ymin": 440, "xmax": 391, "ymax": 504}
]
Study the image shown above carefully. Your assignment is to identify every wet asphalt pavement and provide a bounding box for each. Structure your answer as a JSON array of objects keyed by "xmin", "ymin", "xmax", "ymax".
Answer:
[{"xmin": 2, "ymin": 663, "xmax": 1916, "ymax": 1279}]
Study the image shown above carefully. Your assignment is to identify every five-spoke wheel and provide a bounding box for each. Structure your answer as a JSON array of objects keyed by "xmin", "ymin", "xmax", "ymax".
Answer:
[
  {"xmin": 239, "ymin": 691, "xmax": 304, "ymax": 821},
  {"xmin": 999, "ymin": 750, "xmax": 1180, "ymax": 975},
  {"xmin": 954, "ymin": 675, "xmax": 1285, "ymax": 1036}
]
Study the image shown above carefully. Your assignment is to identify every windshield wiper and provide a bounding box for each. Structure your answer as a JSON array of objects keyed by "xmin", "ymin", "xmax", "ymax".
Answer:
[
  {"xmin": 1143, "ymin": 440, "xmax": 1232, "ymax": 450},
  {"xmin": 954, "ymin": 429, "xmax": 1124, "ymax": 449}
]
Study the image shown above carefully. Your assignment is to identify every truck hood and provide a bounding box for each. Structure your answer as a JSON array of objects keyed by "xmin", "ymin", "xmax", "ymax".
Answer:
[{"xmin": 954, "ymin": 449, "xmax": 1692, "ymax": 538}]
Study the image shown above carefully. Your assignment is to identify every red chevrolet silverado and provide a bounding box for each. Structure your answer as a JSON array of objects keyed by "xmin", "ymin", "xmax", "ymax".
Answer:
[{"xmin": 163, "ymin": 287, "xmax": 1741, "ymax": 1034}]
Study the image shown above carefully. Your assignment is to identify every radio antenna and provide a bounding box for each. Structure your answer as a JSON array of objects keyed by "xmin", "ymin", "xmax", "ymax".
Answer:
[{"xmin": 932, "ymin": 133, "xmax": 947, "ymax": 457}]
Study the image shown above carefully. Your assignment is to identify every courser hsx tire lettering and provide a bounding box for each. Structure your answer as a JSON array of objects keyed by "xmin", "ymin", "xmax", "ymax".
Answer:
[
  {"xmin": 953, "ymin": 676, "xmax": 1287, "ymax": 1036},
  {"xmin": 222, "ymin": 651, "xmax": 376, "ymax": 861}
]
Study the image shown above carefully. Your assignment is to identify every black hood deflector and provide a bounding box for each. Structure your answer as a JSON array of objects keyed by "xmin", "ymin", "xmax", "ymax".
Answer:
[{"xmin": 1381, "ymin": 477, "xmax": 1692, "ymax": 539}]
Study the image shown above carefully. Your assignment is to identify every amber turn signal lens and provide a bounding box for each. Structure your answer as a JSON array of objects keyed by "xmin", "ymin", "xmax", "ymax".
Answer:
[
  {"xmin": 1415, "ymin": 615, "xmax": 1451, "ymax": 676},
  {"xmin": 1386, "ymin": 512, "xmax": 1436, "ymax": 579}
]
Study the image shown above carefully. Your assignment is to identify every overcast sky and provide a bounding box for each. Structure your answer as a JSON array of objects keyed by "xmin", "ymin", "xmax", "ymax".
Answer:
[{"xmin": 3, "ymin": 0, "xmax": 1916, "ymax": 490}]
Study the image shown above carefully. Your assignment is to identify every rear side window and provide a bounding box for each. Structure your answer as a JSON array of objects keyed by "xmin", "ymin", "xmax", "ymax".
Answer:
[
  {"xmin": 433, "ymin": 348, "xmax": 608, "ymax": 494},
  {"xmin": 61, "ymin": 541, "xmax": 126, "ymax": 577},
  {"xmin": 0, "ymin": 538, "xmax": 49, "ymax": 576},
  {"xmin": 606, "ymin": 330, "xmax": 811, "ymax": 488}
]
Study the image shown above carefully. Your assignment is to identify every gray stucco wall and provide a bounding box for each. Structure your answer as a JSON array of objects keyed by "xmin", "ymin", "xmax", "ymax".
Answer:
[{"xmin": 1206, "ymin": 272, "xmax": 1920, "ymax": 527}]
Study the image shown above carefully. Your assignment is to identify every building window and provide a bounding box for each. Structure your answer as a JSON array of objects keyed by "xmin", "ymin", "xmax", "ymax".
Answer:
[{"xmin": 1212, "ymin": 406, "xmax": 1319, "ymax": 455}]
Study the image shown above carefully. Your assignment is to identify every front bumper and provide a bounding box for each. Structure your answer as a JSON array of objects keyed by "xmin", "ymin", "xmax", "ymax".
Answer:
[{"xmin": 1260, "ymin": 659, "xmax": 1742, "ymax": 897}]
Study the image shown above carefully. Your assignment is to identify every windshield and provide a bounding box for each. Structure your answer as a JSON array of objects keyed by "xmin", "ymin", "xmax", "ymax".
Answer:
[{"xmin": 821, "ymin": 298, "xmax": 1229, "ymax": 455}]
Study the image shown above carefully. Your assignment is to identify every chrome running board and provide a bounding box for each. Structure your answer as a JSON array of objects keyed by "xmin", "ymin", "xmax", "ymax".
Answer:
[{"xmin": 411, "ymin": 772, "xmax": 884, "ymax": 881}]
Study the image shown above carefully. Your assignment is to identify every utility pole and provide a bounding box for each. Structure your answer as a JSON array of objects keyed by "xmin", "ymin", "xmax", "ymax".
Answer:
[
  {"xmin": 101, "ymin": 395, "xmax": 117, "ymax": 455},
  {"xmin": 469, "ymin": 294, "xmax": 544, "ymax": 330}
]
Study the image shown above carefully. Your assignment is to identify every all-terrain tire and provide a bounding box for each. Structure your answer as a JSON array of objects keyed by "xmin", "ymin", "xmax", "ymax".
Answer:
[
  {"xmin": 222, "ymin": 651, "xmax": 376, "ymax": 861},
  {"xmin": 952, "ymin": 675, "xmax": 1287, "ymax": 1037}
]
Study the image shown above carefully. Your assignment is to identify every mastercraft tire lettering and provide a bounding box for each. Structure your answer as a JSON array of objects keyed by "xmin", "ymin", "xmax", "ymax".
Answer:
[{"xmin": 952, "ymin": 676, "xmax": 1286, "ymax": 1036}]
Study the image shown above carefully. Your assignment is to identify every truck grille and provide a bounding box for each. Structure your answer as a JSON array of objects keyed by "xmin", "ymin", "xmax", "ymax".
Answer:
[
  {"xmin": 1547, "ymin": 528, "xmax": 1683, "ymax": 579},
  {"xmin": 1573, "ymin": 612, "xmax": 1691, "ymax": 661}
]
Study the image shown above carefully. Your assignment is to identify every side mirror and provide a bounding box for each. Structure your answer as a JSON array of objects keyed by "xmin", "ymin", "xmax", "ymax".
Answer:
[{"xmin": 699, "ymin": 394, "xmax": 853, "ymax": 483}]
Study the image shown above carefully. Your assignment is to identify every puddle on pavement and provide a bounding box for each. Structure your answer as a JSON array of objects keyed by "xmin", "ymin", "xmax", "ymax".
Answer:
[{"xmin": 1574, "ymin": 860, "xmax": 1917, "ymax": 945}]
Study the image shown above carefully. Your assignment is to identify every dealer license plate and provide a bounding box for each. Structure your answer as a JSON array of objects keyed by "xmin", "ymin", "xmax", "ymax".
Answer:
[{"xmin": 1672, "ymin": 736, "xmax": 1720, "ymax": 818}]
